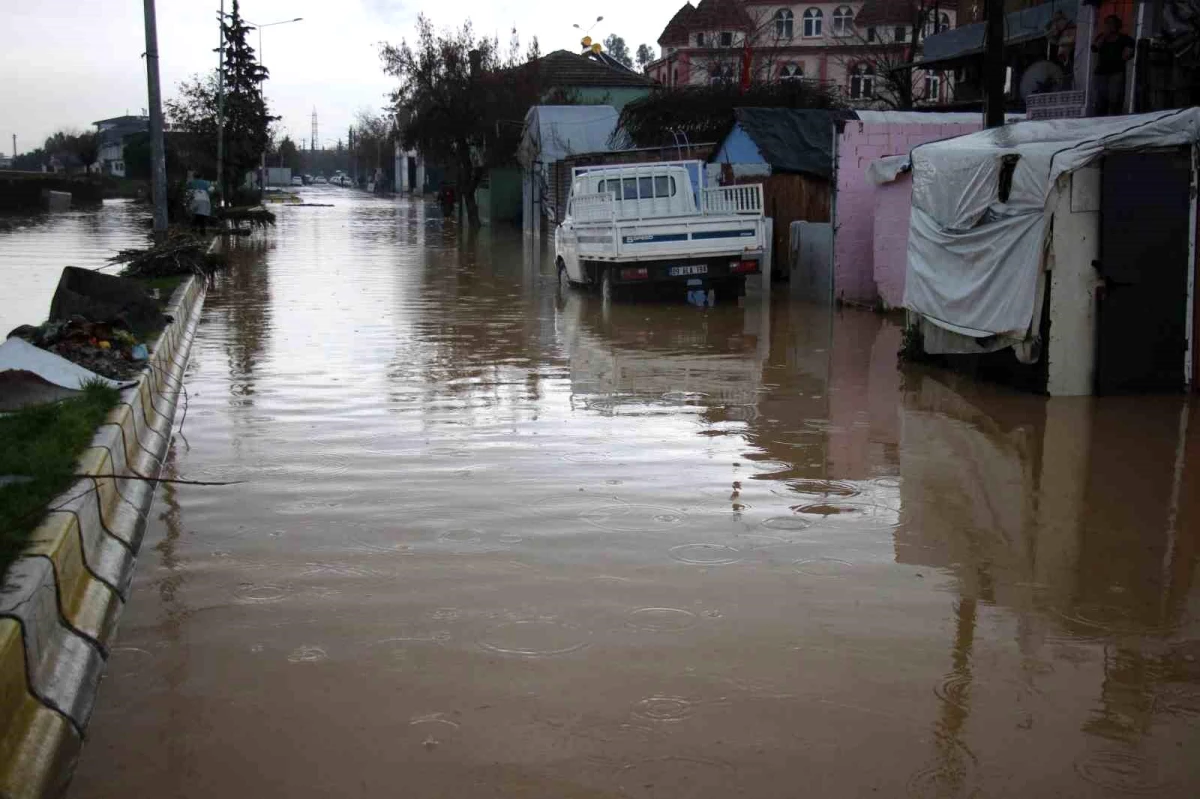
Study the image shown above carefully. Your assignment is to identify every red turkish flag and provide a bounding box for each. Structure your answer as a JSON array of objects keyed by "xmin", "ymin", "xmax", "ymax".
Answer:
[{"xmin": 739, "ymin": 41, "xmax": 753, "ymax": 92}]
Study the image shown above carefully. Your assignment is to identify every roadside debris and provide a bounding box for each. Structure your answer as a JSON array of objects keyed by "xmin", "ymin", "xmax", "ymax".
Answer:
[
  {"xmin": 4, "ymin": 267, "xmax": 170, "ymax": 382},
  {"xmin": 51, "ymin": 266, "xmax": 165, "ymax": 328},
  {"xmin": 108, "ymin": 230, "xmax": 223, "ymax": 279},
  {"xmin": 217, "ymin": 205, "xmax": 276, "ymax": 233},
  {"xmin": 9, "ymin": 318, "xmax": 148, "ymax": 381}
]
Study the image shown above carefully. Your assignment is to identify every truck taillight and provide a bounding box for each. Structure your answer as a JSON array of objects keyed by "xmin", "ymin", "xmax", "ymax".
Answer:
[
  {"xmin": 731, "ymin": 259, "xmax": 759, "ymax": 274},
  {"xmin": 621, "ymin": 267, "xmax": 649, "ymax": 280}
]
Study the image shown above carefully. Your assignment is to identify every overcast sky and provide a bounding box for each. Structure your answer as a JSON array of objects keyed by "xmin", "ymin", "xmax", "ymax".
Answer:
[{"xmin": 3, "ymin": 0, "xmax": 673, "ymax": 157}]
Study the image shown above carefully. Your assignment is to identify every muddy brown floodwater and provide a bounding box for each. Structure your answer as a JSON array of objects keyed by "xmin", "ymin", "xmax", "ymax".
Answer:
[{"xmin": 69, "ymin": 188, "xmax": 1200, "ymax": 798}]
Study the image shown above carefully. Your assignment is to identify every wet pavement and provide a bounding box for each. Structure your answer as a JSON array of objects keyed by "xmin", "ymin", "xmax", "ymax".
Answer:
[{"xmin": 61, "ymin": 188, "xmax": 1200, "ymax": 797}]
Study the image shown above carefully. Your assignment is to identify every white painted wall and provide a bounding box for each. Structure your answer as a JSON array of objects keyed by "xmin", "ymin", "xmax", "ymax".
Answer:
[
  {"xmin": 395, "ymin": 141, "xmax": 405, "ymax": 192},
  {"xmin": 1046, "ymin": 167, "xmax": 1103, "ymax": 396}
]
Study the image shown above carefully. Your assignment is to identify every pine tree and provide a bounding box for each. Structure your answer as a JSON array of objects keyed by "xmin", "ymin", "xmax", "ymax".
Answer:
[{"xmin": 220, "ymin": 0, "xmax": 274, "ymax": 194}]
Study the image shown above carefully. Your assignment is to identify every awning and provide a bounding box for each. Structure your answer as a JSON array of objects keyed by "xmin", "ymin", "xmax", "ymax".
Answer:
[{"xmin": 915, "ymin": 1, "xmax": 1079, "ymax": 69}]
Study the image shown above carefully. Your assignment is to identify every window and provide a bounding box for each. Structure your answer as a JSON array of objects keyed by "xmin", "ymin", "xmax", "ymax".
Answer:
[
  {"xmin": 774, "ymin": 8, "xmax": 794, "ymax": 38},
  {"xmin": 894, "ymin": 25, "xmax": 907, "ymax": 42},
  {"xmin": 832, "ymin": 6, "xmax": 854, "ymax": 36},
  {"xmin": 696, "ymin": 32, "xmax": 706, "ymax": 46},
  {"xmin": 925, "ymin": 12, "xmax": 952, "ymax": 36},
  {"xmin": 709, "ymin": 63, "xmax": 735, "ymax": 85},
  {"xmin": 598, "ymin": 176, "xmax": 676, "ymax": 200},
  {"xmin": 867, "ymin": 26, "xmax": 877, "ymax": 43},
  {"xmin": 780, "ymin": 63, "xmax": 803, "ymax": 81},
  {"xmin": 849, "ymin": 63, "xmax": 875, "ymax": 99},
  {"xmin": 924, "ymin": 71, "xmax": 941, "ymax": 100},
  {"xmin": 802, "ymin": 8, "xmax": 823, "ymax": 37},
  {"xmin": 720, "ymin": 31, "xmax": 734, "ymax": 47}
]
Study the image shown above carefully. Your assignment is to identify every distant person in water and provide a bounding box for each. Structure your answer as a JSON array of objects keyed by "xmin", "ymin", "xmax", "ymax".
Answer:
[
  {"xmin": 1090, "ymin": 15, "xmax": 1135, "ymax": 116},
  {"xmin": 186, "ymin": 171, "xmax": 213, "ymax": 233}
]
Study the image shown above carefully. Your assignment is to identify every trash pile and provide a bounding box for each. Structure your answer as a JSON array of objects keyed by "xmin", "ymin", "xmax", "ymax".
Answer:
[
  {"xmin": 109, "ymin": 229, "xmax": 223, "ymax": 279},
  {"xmin": 8, "ymin": 319, "xmax": 149, "ymax": 381},
  {"xmin": 5, "ymin": 267, "xmax": 167, "ymax": 381}
]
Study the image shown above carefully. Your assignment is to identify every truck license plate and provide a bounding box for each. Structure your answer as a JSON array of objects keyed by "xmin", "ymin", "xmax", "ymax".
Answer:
[{"xmin": 669, "ymin": 265, "xmax": 707, "ymax": 277}]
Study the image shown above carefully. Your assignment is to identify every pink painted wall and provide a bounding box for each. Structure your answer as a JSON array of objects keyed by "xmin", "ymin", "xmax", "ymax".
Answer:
[
  {"xmin": 872, "ymin": 174, "xmax": 914, "ymax": 310},
  {"xmin": 834, "ymin": 120, "xmax": 983, "ymax": 305}
]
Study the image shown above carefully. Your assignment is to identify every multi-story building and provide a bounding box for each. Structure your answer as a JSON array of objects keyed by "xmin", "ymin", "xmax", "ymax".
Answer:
[
  {"xmin": 93, "ymin": 115, "xmax": 149, "ymax": 178},
  {"xmin": 646, "ymin": 0, "xmax": 957, "ymax": 107}
]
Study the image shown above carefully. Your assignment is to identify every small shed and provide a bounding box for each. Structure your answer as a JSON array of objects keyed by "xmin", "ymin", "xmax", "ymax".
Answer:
[
  {"xmin": 903, "ymin": 109, "xmax": 1200, "ymax": 396},
  {"xmin": 517, "ymin": 105, "xmax": 622, "ymax": 235},
  {"xmin": 710, "ymin": 108, "xmax": 848, "ymax": 278}
]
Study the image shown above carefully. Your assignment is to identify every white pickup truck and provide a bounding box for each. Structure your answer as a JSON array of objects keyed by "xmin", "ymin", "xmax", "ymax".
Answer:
[{"xmin": 554, "ymin": 161, "xmax": 767, "ymax": 302}]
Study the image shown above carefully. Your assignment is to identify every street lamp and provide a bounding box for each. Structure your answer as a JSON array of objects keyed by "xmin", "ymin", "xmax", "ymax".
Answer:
[
  {"xmin": 572, "ymin": 15, "xmax": 604, "ymax": 34},
  {"xmin": 246, "ymin": 16, "xmax": 303, "ymax": 188}
]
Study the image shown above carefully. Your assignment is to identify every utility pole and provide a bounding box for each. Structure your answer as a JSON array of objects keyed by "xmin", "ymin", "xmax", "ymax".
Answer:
[
  {"xmin": 259, "ymin": 23, "xmax": 266, "ymax": 189},
  {"xmin": 983, "ymin": 0, "xmax": 1005, "ymax": 128},
  {"xmin": 216, "ymin": 0, "xmax": 226, "ymax": 207},
  {"xmin": 143, "ymin": 0, "xmax": 169, "ymax": 242},
  {"xmin": 11, "ymin": 135, "xmax": 15, "ymax": 159}
]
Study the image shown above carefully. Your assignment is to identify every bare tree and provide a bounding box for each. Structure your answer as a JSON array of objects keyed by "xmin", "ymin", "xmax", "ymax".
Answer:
[
  {"xmin": 831, "ymin": 1, "xmax": 952, "ymax": 109},
  {"xmin": 684, "ymin": 6, "xmax": 814, "ymax": 87},
  {"xmin": 380, "ymin": 15, "xmax": 542, "ymax": 225},
  {"xmin": 353, "ymin": 108, "xmax": 394, "ymax": 176}
]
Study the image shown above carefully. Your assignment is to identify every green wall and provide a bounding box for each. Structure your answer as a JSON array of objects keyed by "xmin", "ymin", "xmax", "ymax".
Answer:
[
  {"xmin": 476, "ymin": 166, "xmax": 523, "ymax": 226},
  {"xmin": 544, "ymin": 86, "xmax": 651, "ymax": 111}
]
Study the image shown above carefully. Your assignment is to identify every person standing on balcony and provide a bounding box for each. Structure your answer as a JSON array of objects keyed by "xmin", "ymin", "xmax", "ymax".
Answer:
[{"xmin": 1090, "ymin": 15, "xmax": 1135, "ymax": 115}]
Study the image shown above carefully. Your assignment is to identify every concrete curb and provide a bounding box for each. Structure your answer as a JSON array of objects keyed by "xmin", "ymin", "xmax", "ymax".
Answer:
[{"xmin": 0, "ymin": 269, "xmax": 207, "ymax": 799}]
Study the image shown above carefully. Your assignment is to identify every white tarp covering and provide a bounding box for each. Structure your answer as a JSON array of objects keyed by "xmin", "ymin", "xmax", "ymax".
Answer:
[
  {"xmin": 905, "ymin": 108, "xmax": 1200, "ymax": 340},
  {"xmin": 517, "ymin": 105, "xmax": 620, "ymax": 169},
  {"xmin": 0, "ymin": 337, "xmax": 132, "ymax": 390}
]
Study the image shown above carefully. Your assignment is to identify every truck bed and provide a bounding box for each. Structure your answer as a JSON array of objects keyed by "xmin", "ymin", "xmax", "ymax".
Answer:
[{"xmin": 570, "ymin": 185, "xmax": 766, "ymax": 262}]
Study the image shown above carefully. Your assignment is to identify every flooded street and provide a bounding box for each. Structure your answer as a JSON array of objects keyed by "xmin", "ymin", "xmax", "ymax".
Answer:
[
  {"xmin": 65, "ymin": 189, "xmax": 1200, "ymax": 797},
  {"xmin": 0, "ymin": 201, "xmax": 148, "ymax": 335}
]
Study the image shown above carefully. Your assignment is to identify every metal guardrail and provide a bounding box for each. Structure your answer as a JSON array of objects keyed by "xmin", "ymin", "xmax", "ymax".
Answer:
[{"xmin": 701, "ymin": 185, "xmax": 764, "ymax": 217}]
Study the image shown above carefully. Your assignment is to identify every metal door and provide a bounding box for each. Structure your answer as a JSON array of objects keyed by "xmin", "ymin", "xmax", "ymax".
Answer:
[{"xmin": 1096, "ymin": 149, "xmax": 1192, "ymax": 393}]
